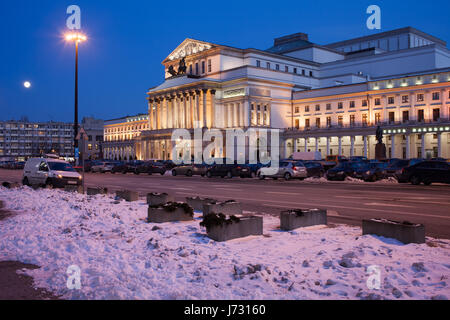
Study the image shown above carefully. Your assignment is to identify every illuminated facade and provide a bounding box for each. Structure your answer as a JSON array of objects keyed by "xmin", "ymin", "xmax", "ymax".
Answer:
[
  {"xmin": 130, "ymin": 27, "xmax": 450, "ymax": 160},
  {"xmin": 103, "ymin": 114, "xmax": 149, "ymax": 160}
]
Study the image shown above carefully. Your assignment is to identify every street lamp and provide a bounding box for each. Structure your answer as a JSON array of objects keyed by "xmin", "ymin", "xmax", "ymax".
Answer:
[{"xmin": 65, "ymin": 32, "xmax": 87, "ymax": 164}]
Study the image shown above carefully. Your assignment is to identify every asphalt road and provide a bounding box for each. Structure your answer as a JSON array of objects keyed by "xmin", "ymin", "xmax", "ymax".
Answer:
[{"xmin": 1, "ymin": 169, "xmax": 450, "ymax": 239}]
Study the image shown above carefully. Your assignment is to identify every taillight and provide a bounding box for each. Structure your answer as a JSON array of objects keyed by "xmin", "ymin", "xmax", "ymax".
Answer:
[{"xmin": 293, "ymin": 166, "xmax": 297, "ymax": 171}]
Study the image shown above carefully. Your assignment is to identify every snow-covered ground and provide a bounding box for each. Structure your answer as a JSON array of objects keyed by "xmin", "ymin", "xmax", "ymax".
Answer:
[{"xmin": 0, "ymin": 186, "xmax": 449, "ymax": 300}]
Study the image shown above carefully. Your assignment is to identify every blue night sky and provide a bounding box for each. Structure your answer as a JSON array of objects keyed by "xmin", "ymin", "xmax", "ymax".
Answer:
[{"xmin": 1, "ymin": 0, "xmax": 449, "ymax": 123}]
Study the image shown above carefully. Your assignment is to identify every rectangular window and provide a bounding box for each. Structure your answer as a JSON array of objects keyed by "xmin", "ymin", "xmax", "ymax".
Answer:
[
  {"xmin": 433, "ymin": 108, "xmax": 440, "ymax": 121},
  {"xmin": 275, "ymin": 64, "xmax": 280, "ymax": 71},
  {"xmin": 207, "ymin": 59, "xmax": 212, "ymax": 73},
  {"xmin": 189, "ymin": 64, "xmax": 193, "ymax": 74},
  {"xmin": 338, "ymin": 116, "xmax": 343, "ymax": 127},
  {"xmin": 418, "ymin": 110, "xmax": 424, "ymax": 122},
  {"xmin": 375, "ymin": 113, "xmax": 381, "ymax": 124},
  {"xmin": 326, "ymin": 117, "xmax": 331, "ymax": 127},
  {"xmin": 195, "ymin": 63, "xmax": 199, "ymax": 75},
  {"xmin": 293, "ymin": 68, "xmax": 297, "ymax": 74},
  {"xmin": 389, "ymin": 112, "xmax": 395, "ymax": 123},
  {"xmin": 417, "ymin": 94, "xmax": 424, "ymax": 102},
  {"xmin": 201, "ymin": 61, "xmax": 205, "ymax": 74},
  {"xmin": 305, "ymin": 105, "xmax": 310, "ymax": 112},
  {"xmin": 256, "ymin": 60, "xmax": 261, "ymax": 67},
  {"xmin": 309, "ymin": 71, "xmax": 313, "ymax": 77},
  {"xmin": 295, "ymin": 119, "xmax": 300, "ymax": 129},
  {"xmin": 316, "ymin": 118, "xmax": 321, "ymax": 128},
  {"xmin": 350, "ymin": 115, "xmax": 355, "ymax": 126},
  {"xmin": 362, "ymin": 114, "xmax": 368, "ymax": 125},
  {"xmin": 432, "ymin": 92, "xmax": 440, "ymax": 100},
  {"xmin": 266, "ymin": 62, "xmax": 270, "ymax": 69},
  {"xmin": 326, "ymin": 104, "xmax": 331, "ymax": 110},
  {"xmin": 285, "ymin": 66, "xmax": 289, "ymax": 72},
  {"xmin": 338, "ymin": 102, "xmax": 343, "ymax": 109},
  {"xmin": 302, "ymin": 69, "xmax": 305, "ymax": 76},
  {"xmin": 388, "ymin": 97, "xmax": 395, "ymax": 104},
  {"xmin": 402, "ymin": 95, "xmax": 409, "ymax": 103},
  {"xmin": 402, "ymin": 110, "xmax": 409, "ymax": 122},
  {"xmin": 305, "ymin": 119, "xmax": 310, "ymax": 128},
  {"xmin": 295, "ymin": 107, "xmax": 299, "ymax": 113},
  {"xmin": 375, "ymin": 98, "xmax": 381, "ymax": 106},
  {"xmin": 349, "ymin": 101, "xmax": 355, "ymax": 108},
  {"xmin": 315, "ymin": 105, "xmax": 320, "ymax": 111},
  {"xmin": 362, "ymin": 100, "xmax": 368, "ymax": 107}
]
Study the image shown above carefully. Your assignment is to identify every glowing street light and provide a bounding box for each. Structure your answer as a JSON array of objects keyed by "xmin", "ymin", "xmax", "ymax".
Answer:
[{"xmin": 65, "ymin": 31, "xmax": 87, "ymax": 164}]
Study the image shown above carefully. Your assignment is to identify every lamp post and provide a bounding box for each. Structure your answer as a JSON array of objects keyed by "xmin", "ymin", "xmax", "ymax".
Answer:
[{"xmin": 65, "ymin": 32, "xmax": 87, "ymax": 164}]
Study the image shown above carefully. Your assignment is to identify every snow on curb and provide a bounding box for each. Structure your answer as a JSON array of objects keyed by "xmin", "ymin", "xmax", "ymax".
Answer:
[{"xmin": 0, "ymin": 186, "xmax": 449, "ymax": 300}]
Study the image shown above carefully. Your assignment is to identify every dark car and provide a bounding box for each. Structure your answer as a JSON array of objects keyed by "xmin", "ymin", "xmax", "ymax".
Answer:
[
  {"xmin": 401, "ymin": 161, "xmax": 450, "ymax": 185},
  {"xmin": 348, "ymin": 156, "xmax": 369, "ymax": 162},
  {"xmin": 385, "ymin": 159, "xmax": 423, "ymax": 181},
  {"xmin": 171, "ymin": 163, "xmax": 208, "ymax": 177},
  {"xmin": 303, "ymin": 161, "xmax": 325, "ymax": 178},
  {"xmin": 326, "ymin": 162, "xmax": 366, "ymax": 181},
  {"xmin": 205, "ymin": 159, "xmax": 241, "ymax": 178},
  {"xmin": 111, "ymin": 161, "xmax": 127, "ymax": 174},
  {"xmin": 238, "ymin": 163, "xmax": 265, "ymax": 178},
  {"xmin": 136, "ymin": 161, "xmax": 167, "ymax": 175},
  {"xmin": 352, "ymin": 162, "xmax": 388, "ymax": 182},
  {"xmin": 124, "ymin": 160, "xmax": 144, "ymax": 174}
]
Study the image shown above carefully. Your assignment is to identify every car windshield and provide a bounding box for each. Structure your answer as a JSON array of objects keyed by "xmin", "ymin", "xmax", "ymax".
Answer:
[
  {"xmin": 389, "ymin": 160, "xmax": 409, "ymax": 167},
  {"xmin": 48, "ymin": 162, "xmax": 75, "ymax": 172},
  {"xmin": 280, "ymin": 162, "xmax": 291, "ymax": 167}
]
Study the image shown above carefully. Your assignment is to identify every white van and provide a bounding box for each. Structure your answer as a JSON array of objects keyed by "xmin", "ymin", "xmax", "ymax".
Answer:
[{"xmin": 22, "ymin": 158, "xmax": 82, "ymax": 188}]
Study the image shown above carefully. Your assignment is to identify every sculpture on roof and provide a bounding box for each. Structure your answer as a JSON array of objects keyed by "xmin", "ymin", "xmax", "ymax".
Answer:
[{"xmin": 177, "ymin": 57, "xmax": 187, "ymax": 75}]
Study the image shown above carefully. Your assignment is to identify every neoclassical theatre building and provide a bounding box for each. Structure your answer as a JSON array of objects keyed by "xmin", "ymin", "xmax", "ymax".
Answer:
[{"xmin": 104, "ymin": 27, "xmax": 450, "ymax": 161}]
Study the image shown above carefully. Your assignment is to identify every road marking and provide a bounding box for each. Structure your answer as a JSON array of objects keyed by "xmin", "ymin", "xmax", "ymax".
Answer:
[
  {"xmin": 363, "ymin": 202, "xmax": 414, "ymax": 208},
  {"xmin": 166, "ymin": 187, "xmax": 192, "ymax": 191},
  {"xmin": 265, "ymin": 191, "xmax": 300, "ymax": 195}
]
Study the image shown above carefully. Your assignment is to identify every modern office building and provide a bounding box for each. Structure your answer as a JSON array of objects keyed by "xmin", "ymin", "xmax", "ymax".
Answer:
[
  {"xmin": 103, "ymin": 114, "xmax": 149, "ymax": 160},
  {"xmin": 0, "ymin": 120, "xmax": 74, "ymax": 161},
  {"xmin": 131, "ymin": 27, "xmax": 450, "ymax": 160}
]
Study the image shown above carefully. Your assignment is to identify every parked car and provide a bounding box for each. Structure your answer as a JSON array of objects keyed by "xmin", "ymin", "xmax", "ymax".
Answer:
[
  {"xmin": 205, "ymin": 159, "xmax": 241, "ymax": 178},
  {"xmin": 352, "ymin": 162, "xmax": 388, "ymax": 182},
  {"xmin": 348, "ymin": 156, "xmax": 368, "ymax": 162},
  {"xmin": 385, "ymin": 159, "xmax": 423, "ymax": 181},
  {"xmin": 400, "ymin": 161, "xmax": 450, "ymax": 185},
  {"xmin": 326, "ymin": 161, "xmax": 367, "ymax": 181},
  {"xmin": 91, "ymin": 161, "xmax": 115, "ymax": 173},
  {"xmin": 303, "ymin": 161, "xmax": 326, "ymax": 178},
  {"xmin": 123, "ymin": 160, "xmax": 145, "ymax": 174},
  {"xmin": 111, "ymin": 161, "xmax": 127, "ymax": 174},
  {"xmin": 257, "ymin": 161, "xmax": 307, "ymax": 181},
  {"xmin": 325, "ymin": 155, "xmax": 348, "ymax": 163},
  {"xmin": 238, "ymin": 163, "xmax": 265, "ymax": 178},
  {"xmin": 172, "ymin": 163, "xmax": 208, "ymax": 177},
  {"xmin": 22, "ymin": 158, "xmax": 82, "ymax": 188},
  {"xmin": 136, "ymin": 161, "xmax": 167, "ymax": 175}
]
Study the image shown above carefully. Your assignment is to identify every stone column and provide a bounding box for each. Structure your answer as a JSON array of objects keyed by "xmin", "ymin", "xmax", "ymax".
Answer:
[
  {"xmin": 202, "ymin": 89, "xmax": 207, "ymax": 128},
  {"xmin": 148, "ymin": 99, "xmax": 154, "ymax": 130},
  {"xmin": 165, "ymin": 97, "xmax": 169, "ymax": 129},
  {"xmin": 234, "ymin": 103, "xmax": 239, "ymax": 128},
  {"xmin": 421, "ymin": 133, "xmax": 426, "ymax": 159},
  {"xmin": 363, "ymin": 136, "xmax": 368, "ymax": 158},
  {"xmin": 437, "ymin": 132, "xmax": 442, "ymax": 158},
  {"xmin": 190, "ymin": 92, "xmax": 195, "ymax": 129},
  {"xmin": 315, "ymin": 137, "xmax": 319, "ymax": 152},
  {"xmin": 304, "ymin": 138, "xmax": 308, "ymax": 152},
  {"xmin": 156, "ymin": 98, "xmax": 161, "ymax": 130},
  {"xmin": 210, "ymin": 89, "xmax": 216, "ymax": 128},
  {"xmin": 350, "ymin": 136, "xmax": 355, "ymax": 157},
  {"xmin": 391, "ymin": 134, "xmax": 396, "ymax": 158},
  {"xmin": 326, "ymin": 137, "xmax": 330, "ymax": 156},
  {"xmin": 338, "ymin": 137, "xmax": 342, "ymax": 156},
  {"xmin": 245, "ymin": 99, "xmax": 250, "ymax": 127},
  {"xmin": 294, "ymin": 138, "xmax": 298, "ymax": 153},
  {"xmin": 195, "ymin": 90, "xmax": 201, "ymax": 128},
  {"xmin": 405, "ymin": 134, "xmax": 410, "ymax": 159},
  {"xmin": 223, "ymin": 103, "xmax": 228, "ymax": 128}
]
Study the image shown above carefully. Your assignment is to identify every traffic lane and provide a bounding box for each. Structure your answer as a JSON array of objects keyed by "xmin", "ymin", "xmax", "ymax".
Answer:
[{"xmin": 1, "ymin": 170, "xmax": 449, "ymax": 238}]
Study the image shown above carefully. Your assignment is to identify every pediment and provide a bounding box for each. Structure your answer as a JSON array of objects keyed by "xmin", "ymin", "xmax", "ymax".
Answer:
[{"xmin": 165, "ymin": 39, "xmax": 215, "ymax": 62}]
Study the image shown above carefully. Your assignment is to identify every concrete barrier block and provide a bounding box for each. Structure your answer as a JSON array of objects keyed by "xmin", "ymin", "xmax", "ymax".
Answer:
[
  {"xmin": 186, "ymin": 196, "xmax": 217, "ymax": 211},
  {"xmin": 64, "ymin": 185, "xmax": 84, "ymax": 194},
  {"xmin": 202, "ymin": 200, "xmax": 242, "ymax": 217},
  {"xmin": 116, "ymin": 190, "xmax": 139, "ymax": 202},
  {"xmin": 146, "ymin": 193, "xmax": 174, "ymax": 206},
  {"xmin": 362, "ymin": 219, "xmax": 425, "ymax": 244},
  {"xmin": 280, "ymin": 209, "xmax": 327, "ymax": 231},
  {"xmin": 147, "ymin": 202, "xmax": 194, "ymax": 223},
  {"xmin": 87, "ymin": 187, "xmax": 108, "ymax": 196},
  {"xmin": 201, "ymin": 214, "xmax": 263, "ymax": 242}
]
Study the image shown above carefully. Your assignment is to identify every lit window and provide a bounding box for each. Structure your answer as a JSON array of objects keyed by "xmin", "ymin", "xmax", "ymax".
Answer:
[{"xmin": 207, "ymin": 60, "xmax": 211, "ymax": 73}]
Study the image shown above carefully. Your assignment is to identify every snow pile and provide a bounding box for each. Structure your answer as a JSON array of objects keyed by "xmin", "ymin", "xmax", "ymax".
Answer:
[
  {"xmin": 0, "ymin": 186, "xmax": 449, "ymax": 300},
  {"xmin": 303, "ymin": 177, "xmax": 399, "ymax": 184}
]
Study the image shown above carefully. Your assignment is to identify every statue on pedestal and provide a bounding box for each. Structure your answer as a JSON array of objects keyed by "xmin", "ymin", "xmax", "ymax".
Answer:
[{"xmin": 375, "ymin": 126, "xmax": 387, "ymax": 160}]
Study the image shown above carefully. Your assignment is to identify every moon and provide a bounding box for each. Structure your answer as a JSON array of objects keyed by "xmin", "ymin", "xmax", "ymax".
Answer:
[{"xmin": 23, "ymin": 81, "xmax": 31, "ymax": 88}]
